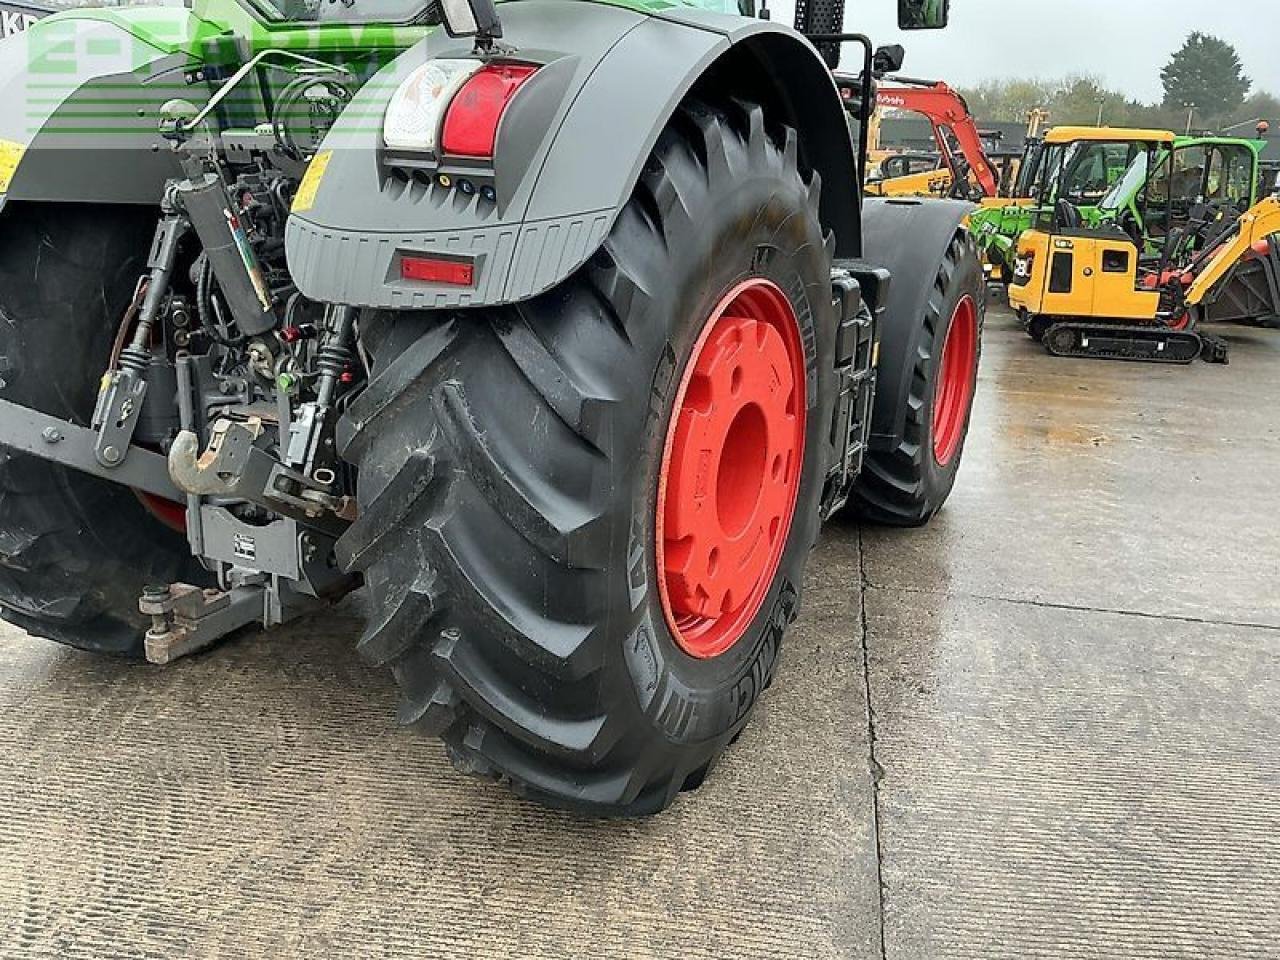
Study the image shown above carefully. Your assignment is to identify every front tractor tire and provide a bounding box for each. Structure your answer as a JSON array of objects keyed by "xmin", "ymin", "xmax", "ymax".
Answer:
[
  {"xmin": 853, "ymin": 230, "xmax": 984, "ymax": 526},
  {"xmin": 0, "ymin": 204, "xmax": 207, "ymax": 654},
  {"xmin": 338, "ymin": 100, "xmax": 839, "ymax": 815}
]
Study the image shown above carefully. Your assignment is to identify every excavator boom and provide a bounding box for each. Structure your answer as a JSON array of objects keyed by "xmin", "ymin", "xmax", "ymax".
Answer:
[
  {"xmin": 1185, "ymin": 197, "xmax": 1280, "ymax": 308},
  {"xmin": 862, "ymin": 77, "xmax": 1000, "ymax": 198}
]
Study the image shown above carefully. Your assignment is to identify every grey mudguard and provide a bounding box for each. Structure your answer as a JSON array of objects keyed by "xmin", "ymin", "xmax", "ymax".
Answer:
[
  {"xmin": 860, "ymin": 197, "xmax": 974, "ymax": 449},
  {"xmin": 0, "ymin": 15, "xmax": 196, "ymax": 207},
  {"xmin": 286, "ymin": 0, "xmax": 859, "ymax": 310}
]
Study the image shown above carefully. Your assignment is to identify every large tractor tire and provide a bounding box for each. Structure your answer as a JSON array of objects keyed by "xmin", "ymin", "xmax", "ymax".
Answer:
[
  {"xmin": 0, "ymin": 203, "xmax": 205, "ymax": 654},
  {"xmin": 338, "ymin": 100, "xmax": 839, "ymax": 815},
  {"xmin": 853, "ymin": 229, "xmax": 984, "ymax": 525}
]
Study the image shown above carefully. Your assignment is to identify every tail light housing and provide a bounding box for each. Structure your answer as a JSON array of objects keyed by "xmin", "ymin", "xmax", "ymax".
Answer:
[
  {"xmin": 441, "ymin": 63, "xmax": 538, "ymax": 158},
  {"xmin": 383, "ymin": 59, "xmax": 537, "ymax": 159},
  {"xmin": 383, "ymin": 59, "xmax": 479, "ymax": 153}
]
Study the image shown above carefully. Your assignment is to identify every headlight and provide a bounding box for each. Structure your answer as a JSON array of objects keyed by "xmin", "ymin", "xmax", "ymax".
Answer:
[{"xmin": 383, "ymin": 59, "xmax": 481, "ymax": 153}]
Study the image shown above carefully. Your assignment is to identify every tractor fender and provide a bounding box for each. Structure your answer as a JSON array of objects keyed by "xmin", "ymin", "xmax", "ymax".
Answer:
[
  {"xmin": 0, "ymin": 10, "xmax": 204, "ymax": 210},
  {"xmin": 286, "ymin": 2, "xmax": 859, "ymax": 310},
  {"xmin": 860, "ymin": 196, "xmax": 975, "ymax": 450}
]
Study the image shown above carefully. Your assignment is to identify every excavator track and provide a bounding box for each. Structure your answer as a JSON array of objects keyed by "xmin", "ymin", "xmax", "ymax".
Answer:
[{"xmin": 1042, "ymin": 322, "xmax": 1212, "ymax": 364}]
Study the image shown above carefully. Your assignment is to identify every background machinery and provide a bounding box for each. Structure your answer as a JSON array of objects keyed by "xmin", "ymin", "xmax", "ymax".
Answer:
[
  {"xmin": 0, "ymin": 0, "xmax": 984, "ymax": 813},
  {"xmin": 972, "ymin": 127, "xmax": 1266, "ymax": 286},
  {"xmin": 972, "ymin": 127, "xmax": 1166, "ymax": 283},
  {"xmin": 852, "ymin": 75, "xmax": 1000, "ymax": 199},
  {"xmin": 1007, "ymin": 129, "xmax": 1278, "ymax": 361}
]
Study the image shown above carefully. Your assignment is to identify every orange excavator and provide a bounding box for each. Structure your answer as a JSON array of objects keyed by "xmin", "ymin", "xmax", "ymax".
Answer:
[{"xmin": 839, "ymin": 75, "xmax": 1000, "ymax": 200}]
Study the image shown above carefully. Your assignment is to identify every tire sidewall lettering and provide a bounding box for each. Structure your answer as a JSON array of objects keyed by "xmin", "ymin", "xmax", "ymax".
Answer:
[{"xmin": 620, "ymin": 193, "xmax": 833, "ymax": 747}]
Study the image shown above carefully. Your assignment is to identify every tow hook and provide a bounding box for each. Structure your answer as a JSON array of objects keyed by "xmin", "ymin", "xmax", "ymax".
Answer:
[{"xmin": 168, "ymin": 417, "xmax": 354, "ymax": 527}]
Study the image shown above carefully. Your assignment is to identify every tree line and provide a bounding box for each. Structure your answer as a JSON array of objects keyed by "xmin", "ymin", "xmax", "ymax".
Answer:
[{"xmin": 958, "ymin": 32, "xmax": 1275, "ymax": 135}]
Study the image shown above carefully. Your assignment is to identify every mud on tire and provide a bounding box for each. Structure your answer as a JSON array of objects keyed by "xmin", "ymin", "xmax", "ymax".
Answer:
[{"xmin": 338, "ymin": 99, "xmax": 840, "ymax": 815}]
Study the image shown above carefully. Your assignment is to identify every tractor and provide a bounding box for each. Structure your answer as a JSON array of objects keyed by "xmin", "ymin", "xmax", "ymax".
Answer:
[{"xmin": 0, "ymin": 0, "xmax": 983, "ymax": 814}]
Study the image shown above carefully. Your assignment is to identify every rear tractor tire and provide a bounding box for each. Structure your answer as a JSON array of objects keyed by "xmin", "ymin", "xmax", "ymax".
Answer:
[
  {"xmin": 338, "ymin": 99, "xmax": 841, "ymax": 815},
  {"xmin": 0, "ymin": 203, "xmax": 208, "ymax": 654},
  {"xmin": 852, "ymin": 230, "xmax": 984, "ymax": 526}
]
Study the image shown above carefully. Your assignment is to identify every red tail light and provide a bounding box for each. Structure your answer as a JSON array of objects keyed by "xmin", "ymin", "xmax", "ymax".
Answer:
[
  {"xmin": 440, "ymin": 63, "xmax": 538, "ymax": 159},
  {"xmin": 400, "ymin": 254, "xmax": 475, "ymax": 286}
]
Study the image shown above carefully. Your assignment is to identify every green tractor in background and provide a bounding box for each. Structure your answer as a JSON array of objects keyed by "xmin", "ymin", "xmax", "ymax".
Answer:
[
  {"xmin": 971, "ymin": 126, "xmax": 1265, "ymax": 284},
  {"xmin": 0, "ymin": 0, "xmax": 985, "ymax": 814}
]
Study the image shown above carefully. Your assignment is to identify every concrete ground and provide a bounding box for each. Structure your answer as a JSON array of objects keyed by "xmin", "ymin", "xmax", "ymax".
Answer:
[{"xmin": 1, "ymin": 304, "xmax": 1279, "ymax": 959}]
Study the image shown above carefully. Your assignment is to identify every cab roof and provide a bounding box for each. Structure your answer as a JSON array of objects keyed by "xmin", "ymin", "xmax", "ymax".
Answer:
[{"xmin": 1044, "ymin": 126, "xmax": 1176, "ymax": 145}]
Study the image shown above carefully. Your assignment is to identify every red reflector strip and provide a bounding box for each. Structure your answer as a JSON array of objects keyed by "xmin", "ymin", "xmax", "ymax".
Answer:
[
  {"xmin": 441, "ymin": 63, "xmax": 538, "ymax": 159},
  {"xmin": 400, "ymin": 255, "xmax": 475, "ymax": 286}
]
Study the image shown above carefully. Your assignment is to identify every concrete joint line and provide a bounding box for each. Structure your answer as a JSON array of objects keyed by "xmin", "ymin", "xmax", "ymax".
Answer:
[
  {"xmin": 861, "ymin": 578, "xmax": 1280, "ymax": 635},
  {"xmin": 857, "ymin": 528, "xmax": 890, "ymax": 960}
]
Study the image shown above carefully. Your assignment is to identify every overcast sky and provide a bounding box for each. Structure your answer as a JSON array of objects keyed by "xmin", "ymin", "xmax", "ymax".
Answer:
[{"xmin": 770, "ymin": 0, "xmax": 1280, "ymax": 102}]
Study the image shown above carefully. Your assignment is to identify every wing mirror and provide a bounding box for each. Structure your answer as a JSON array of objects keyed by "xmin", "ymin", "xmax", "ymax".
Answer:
[
  {"xmin": 898, "ymin": 0, "xmax": 949, "ymax": 29},
  {"xmin": 438, "ymin": 0, "xmax": 503, "ymax": 47},
  {"xmin": 872, "ymin": 44, "xmax": 905, "ymax": 76}
]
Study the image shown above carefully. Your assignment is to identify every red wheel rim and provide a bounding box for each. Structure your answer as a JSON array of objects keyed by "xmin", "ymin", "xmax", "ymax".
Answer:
[
  {"xmin": 932, "ymin": 294, "xmax": 978, "ymax": 467},
  {"xmin": 656, "ymin": 278, "xmax": 807, "ymax": 660},
  {"xmin": 135, "ymin": 491, "xmax": 187, "ymax": 533}
]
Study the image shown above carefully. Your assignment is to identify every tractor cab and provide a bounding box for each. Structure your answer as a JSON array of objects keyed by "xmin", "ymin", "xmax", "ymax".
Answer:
[{"xmin": 1141, "ymin": 137, "xmax": 1260, "ymax": 241}]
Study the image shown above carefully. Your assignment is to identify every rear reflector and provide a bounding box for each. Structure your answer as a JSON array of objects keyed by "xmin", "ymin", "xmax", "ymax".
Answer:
[
  {"xmin": 400, "ymin": 255, "xmax": 475, "ymax": 286},
  {"xmin": 441, "ymin": 63, "xmax": 538, "ymax": 159}
]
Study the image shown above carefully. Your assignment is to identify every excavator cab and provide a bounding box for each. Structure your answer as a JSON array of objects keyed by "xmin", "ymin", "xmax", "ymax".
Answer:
[
  {"xmin": 855, "ymin": 77, "xmax": 999, "ymax": 199},
  {"xmin": 1009, "ymin": 129, "xmax": 1275, "ymax": 362},
  {"xmin": 1006, "ymin": 129, "xmax": 1173, "ymax": 328}
]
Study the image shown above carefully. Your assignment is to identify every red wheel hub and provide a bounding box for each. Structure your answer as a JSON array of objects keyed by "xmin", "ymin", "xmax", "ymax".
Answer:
[
  {"xmin": 932, "ymin": 294, "xmax": 978, "ymax": 467},
  {"xmin": 656, "ymin": 278, "xmax": 807, "ymax": 660},
  {"xmin": 135, "ymin": 491, "xmax": 187, "ymax": 533}
]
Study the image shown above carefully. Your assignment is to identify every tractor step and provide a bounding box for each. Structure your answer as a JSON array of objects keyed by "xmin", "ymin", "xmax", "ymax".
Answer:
[{"xmin": 1042, "ymin": 322, "xmax": 1212, "ymax": 364}]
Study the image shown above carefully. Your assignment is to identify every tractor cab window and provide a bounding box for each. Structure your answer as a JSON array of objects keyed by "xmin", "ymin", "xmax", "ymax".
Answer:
[
  {"xmin": 1167, "ymin": 145, "xmax": 1209, "ymax": 216},
  {"xmin": 1059, "ymin": 142, "xmax": 1133, "ymax": 204},
  {"xmin": 252, "ymin": 0, "xmax": 426, "ymax": 23},
  {"xmin": 1145, "ymin": 143, "xmax": 1254, "ymax": 237},
  {"xmin": 1101, "ymin": 151, "xmax": 1148, "ymax": 213},
  {"xmin": 1039, "ymin": 141, "xmax": 1144, "ymax": 231},
  {"xmin": 1205, "ymin": 143, "xmax": 1256, "ymax": 211}
]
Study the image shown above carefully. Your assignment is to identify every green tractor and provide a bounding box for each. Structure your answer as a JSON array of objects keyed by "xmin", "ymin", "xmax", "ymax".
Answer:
[
  {"xmin": 971, "ymin": 126, "xmax": 1265, "ymax": 284},
  {"xmin": 0, "ymin": 0, "xmax": 984, "ymax": 814}
]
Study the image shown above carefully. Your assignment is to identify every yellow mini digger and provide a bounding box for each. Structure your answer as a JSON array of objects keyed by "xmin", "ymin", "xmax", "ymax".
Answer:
[{"xmin": 1008, "ymin": 129, "xmax": 1280, "ymax": 363}]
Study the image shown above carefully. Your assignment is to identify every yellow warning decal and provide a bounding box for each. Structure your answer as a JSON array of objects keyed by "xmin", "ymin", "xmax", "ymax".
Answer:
[
  {"xmin": 292, "ymin": 150, "xmax": 332, "ymax": 213},
  {"xmin": 0, "ymin": 140, "xmax": 26, "ymax": 194}
]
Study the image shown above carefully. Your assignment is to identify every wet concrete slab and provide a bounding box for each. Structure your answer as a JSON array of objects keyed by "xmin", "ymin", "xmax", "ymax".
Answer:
[
  {"xmin": 865, "ymin": 587, "xmax": 1280, "ymax": 960},
  {"xmin": 864, "ymin": 316, "xmax": 1280, "ymax": 627},
  {"xmin": 0, "ymin": 532, "xmax": 880, "ymax": 960},
  {"xmin": 1, "ymin": 305, "xmax": 1278, "ymax": 958},
  {"xmin": 862, "ymin": 310, "xmax": 1280, "ymax": 959}
]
